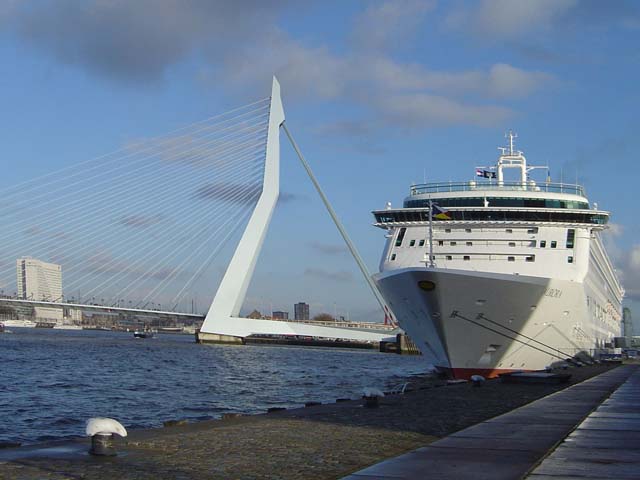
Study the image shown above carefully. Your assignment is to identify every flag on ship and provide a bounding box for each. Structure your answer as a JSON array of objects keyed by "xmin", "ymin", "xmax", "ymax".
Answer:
[
  {"xmin": 432, "ymin": 203, "xmax": 451, "ymax": 220},
  {"xmin": 476, "ymin": 169, "xmax": 496, "ymax": 179}
]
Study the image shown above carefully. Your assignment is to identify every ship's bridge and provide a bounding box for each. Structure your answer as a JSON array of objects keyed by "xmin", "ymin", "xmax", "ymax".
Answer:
[
  {"xmin": 376, "ymin": 179, "xmax": 608, "ymax": 227},
  {"xmin": 373, "ymin": 207, "xmax": 609, "ymax": 227}
]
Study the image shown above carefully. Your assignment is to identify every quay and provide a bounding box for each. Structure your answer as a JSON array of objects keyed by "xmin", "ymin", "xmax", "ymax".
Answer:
[
  {"xmin": 345, "ymin": 364, "xmax": 640, "ymax": 479},
  {"xmin": 207, "ymin": 332, "xmax": 420, "ymax": 354},
  {"xmin": 0, "ymin": 363, "xmax": 636, "ymax": 479}
]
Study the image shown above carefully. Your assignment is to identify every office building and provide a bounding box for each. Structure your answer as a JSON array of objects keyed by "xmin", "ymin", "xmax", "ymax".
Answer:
[
  {"xmin": 17, "ymin": 257, "xmax": 63, "ymax": 301},
  {"xmin": 272, "ymin": 310, "xmax": 289, "ymax": 320},
  {"xmin": 294, "ymin": 302, "xmax": 310, "ymax": 321}
]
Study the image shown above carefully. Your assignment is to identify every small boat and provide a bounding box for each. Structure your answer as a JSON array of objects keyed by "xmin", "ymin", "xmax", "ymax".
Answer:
[
  {"xmin": 157, "ymin": 326, "xmax": 184, "ymax": 333},
  {"xmin": 133, "ymin": 330, "xmax": 154, "ymax": 339}
]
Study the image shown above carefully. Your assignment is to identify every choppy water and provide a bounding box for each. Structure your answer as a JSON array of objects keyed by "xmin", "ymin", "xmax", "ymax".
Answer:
[{"xmin": 0, "ymin": 328, "xmax": 427, "ymax": 444}]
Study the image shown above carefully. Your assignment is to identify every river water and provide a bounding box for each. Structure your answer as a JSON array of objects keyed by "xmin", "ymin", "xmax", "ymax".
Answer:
[{"xmin": 0, "ymin": 328, "xmax": 427, "ymax": 445}]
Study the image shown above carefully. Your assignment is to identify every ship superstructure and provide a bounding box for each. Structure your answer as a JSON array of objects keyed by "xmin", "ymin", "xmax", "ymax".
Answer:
[{"xmin": 373, "ymin": 132, "xmax": 623, "ymax": 378}]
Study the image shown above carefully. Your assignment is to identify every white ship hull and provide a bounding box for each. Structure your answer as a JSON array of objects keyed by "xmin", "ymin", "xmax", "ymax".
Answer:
[
  {"xmin": 2, "ymin": 319, "xmax": 36, "ymax": 328},
  {"xmin": 375, "ymin": 265, "xmax": 619, "ymax": 378}
]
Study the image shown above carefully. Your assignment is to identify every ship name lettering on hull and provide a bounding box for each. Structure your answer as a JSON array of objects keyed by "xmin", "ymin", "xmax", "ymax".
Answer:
[{"xmin": 544, "ymin": 288, "xmax": 563, "ymax": 298}]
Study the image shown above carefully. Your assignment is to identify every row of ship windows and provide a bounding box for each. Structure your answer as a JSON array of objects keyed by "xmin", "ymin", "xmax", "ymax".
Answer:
[
  {"xmin": 404, "ymin": 198, "xmax": 589, "ymax": 210},
  {"xmin": 441, "ymin": 227, "xmax": 538, "ymax": 234},
  {"xmin": 405, "ymin": 239, "xmax": 555, "ymax": 247},
  {"xmin": 396, "ymin": 229, "xmax": 576, "ymax": 249},
  {"xmin": 375, "ymin": 210, "xmax": 607, "ymax": 224},
  {"xmin": 389, "ymin": 254, "xmax": 575, "ymax": 263}
]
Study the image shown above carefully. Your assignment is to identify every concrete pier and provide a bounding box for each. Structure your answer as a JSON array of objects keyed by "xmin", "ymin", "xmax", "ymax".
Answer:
[
  {"xmin": 380, "ymin": 333, "xmax": 421, "ymax": 354},
  {"xmin": 195, "ymin": 331, "xmax": 244, "ymax": 345}
]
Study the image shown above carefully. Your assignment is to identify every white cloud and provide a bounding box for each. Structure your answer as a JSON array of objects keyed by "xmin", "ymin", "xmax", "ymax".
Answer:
[
  {"xmin": 370, "ymin": 93, "xmax": 513, "ymax": 128},
  {"xmin": 486, "ymin": 63, "xmax": 554, "ymax": 99},
  {"xmin": 603, "ymin": 223, "xmax": 625, "ymax": 265},
  {"xmin": 3, "ymin": 1, "xmax": 555, "ymax": 130},
  {"xmin": 362, "ymin": 57, "xmax": 551, "ymax": 99},
  {"xmin": 218, "ymin": 28, "xmax": 348, "ymax": 100},
  {"xmin": 351, "ymin": 0, "xmax": 435, "ymax": 53},
  {"xmin": 631, "ymin": 245, "xmax": 640, "ymax": 271},
  {"xmin": 213, "ymin": 38, "xmax": 548, "ymax": 129},
  {"xmin": 607, "ymin": 223, "xmax": 624, "ymax": 237},
  {"xmin": 614, "ymin": 244, "xmax": 640, "ymax": 301},
  {"xmin": 447, "ymin": 0, "xmax": 578, "ymax": 39}
]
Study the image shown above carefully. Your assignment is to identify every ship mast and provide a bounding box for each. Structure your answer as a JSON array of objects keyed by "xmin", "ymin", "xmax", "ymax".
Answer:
[
  {"xmin": 497, "ymin": 130, "xmax": 527, "ymax": 186},
  {"xmin": 495, "ymin": 131, "xmax": 549, "ymax": 187}
]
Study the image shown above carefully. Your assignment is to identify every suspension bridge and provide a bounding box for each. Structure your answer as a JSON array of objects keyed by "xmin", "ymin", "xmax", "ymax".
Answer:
[{"xmin": 0, "ymin": 77, "xmax": 397, "ymax": 343}]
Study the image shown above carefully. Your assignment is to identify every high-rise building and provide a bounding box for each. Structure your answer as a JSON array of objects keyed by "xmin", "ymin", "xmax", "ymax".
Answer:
[
  {"xmin": 16, "ymin": 257, "xmax": 63, "ymax": 301},
  {"xmin": 623, "ymin": 307, "xmax": 633, "ymax": 338},
  {"xmin": 294, "ymin": 302, "xmax": 310, "ymax": 321},
  {"xmin": 272, "ymin": 311, "xmax": 289, "ymax": 320}
]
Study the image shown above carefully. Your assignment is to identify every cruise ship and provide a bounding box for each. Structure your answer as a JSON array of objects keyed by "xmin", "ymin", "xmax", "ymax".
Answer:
[{"xmin": 373, "ymin": 132, "xmax": 624, "ymax": 378}]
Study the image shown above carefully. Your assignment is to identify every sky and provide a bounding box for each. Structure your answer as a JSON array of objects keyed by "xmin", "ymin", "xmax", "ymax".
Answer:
[{"xmin": 0, "ymin": 0, "xmax": 639, "ymax": 324}]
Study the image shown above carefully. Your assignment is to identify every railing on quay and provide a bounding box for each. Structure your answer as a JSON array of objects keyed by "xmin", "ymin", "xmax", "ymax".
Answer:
[{"xmin": 269, "ymin": 318, "xmax": 396, "ymax": 331}]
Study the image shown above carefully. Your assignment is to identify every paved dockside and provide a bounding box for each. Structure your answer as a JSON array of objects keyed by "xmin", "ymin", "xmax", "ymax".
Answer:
[
  {"xmin": 0, "ymin": 364, "xmax": 627, "ymax": 480},
  {"xmin": 343, "ymin": 365, "xmax": 637, "ymax": 480},
  {"xmin": 527, "ymin": 365, "xmax": 640, "ymax": 479}
]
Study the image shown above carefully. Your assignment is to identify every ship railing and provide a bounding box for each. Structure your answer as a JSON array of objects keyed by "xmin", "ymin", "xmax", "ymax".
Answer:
[{"xmin": 410, "ymin": 181, "xmax": 585, "ymax": 197}]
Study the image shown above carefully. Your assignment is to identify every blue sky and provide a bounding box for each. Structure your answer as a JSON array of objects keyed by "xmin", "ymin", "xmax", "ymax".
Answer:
[{"xmin": 0, "ymin": 1, "xmax": 639, "ymax": 324}]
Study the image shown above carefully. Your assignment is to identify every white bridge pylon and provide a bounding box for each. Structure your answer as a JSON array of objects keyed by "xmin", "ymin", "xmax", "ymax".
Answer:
[{"xmin": 198, "ymin": 77, "xmax": 394, "ymax": 344}]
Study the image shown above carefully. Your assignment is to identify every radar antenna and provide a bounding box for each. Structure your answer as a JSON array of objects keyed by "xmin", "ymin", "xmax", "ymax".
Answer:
[{"xmin": 507, "ymin": 130, "xmax": 517, "ymax": 156}]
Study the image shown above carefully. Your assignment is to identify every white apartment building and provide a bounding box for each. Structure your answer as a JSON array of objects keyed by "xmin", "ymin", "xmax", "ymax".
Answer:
[{"xmin": 16, "ymin": 257, "xmax": 63, "ymax": 301}]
